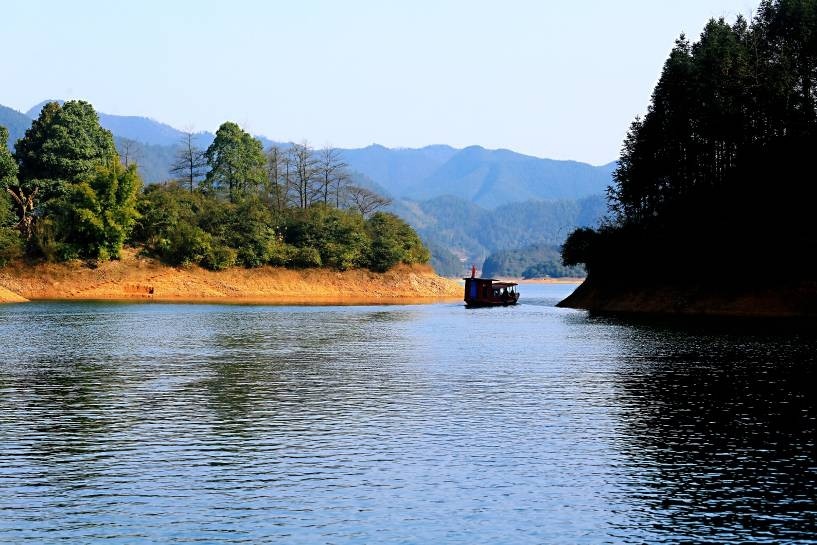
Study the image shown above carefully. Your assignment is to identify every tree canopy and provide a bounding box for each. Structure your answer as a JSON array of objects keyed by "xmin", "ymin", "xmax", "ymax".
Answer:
[
  {"xmin": 0, "ymin": 127, "xmax": 17, "ymax": 188},
  {"xmin": 203, "ymin": 122, "xmax": 266, "ymax": 202},
  {"xmin": 0, "ymin": 103, "xmax": 428, "ymax": 274},
  {"xmin": 45, "ymin": 162, "xmax": 142, "ymax": 260},
  {"xmin": 15, "ymin": 100, "xmax": 117, "ymax": 187},
  {"xmin": 483, "ymin": 243, "xmax": 585, "ymax": 278},
  {"xmin": 566, "ymin": 0, "xmax": 817, "ymax": 285}
]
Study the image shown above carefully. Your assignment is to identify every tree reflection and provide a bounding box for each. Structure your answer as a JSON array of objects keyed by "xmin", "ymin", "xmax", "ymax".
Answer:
[
  {"xmin": 184, "ymin": 307, "xmax": 428, "ymax": 438},
  {"xmin": 607, "ymin": 318, "xmax": 817, "ymax": 542}
]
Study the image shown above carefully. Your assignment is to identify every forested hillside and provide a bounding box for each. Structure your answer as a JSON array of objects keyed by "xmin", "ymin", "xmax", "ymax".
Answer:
[
  {"xmin": 397, "ymin": 195, "xmax": 604, "ymax": 276},
  {"xmin": 563, "ymin": 0, "xmax": 817, "ymax": 290},
  {"xmin": 2, "ymin": 100, "xmax": 611, "ymax": 276},
  {"xmin": 1, "ymin": 101, "xmax": 430, "ymax": 274},
  {"xmin": 0, "ymin": 106, "xmax": 30, "ymax": 151},
  {"xmin": 341, "ymin": 144, "xmax": 614, "ymax": 208},
  {"xmin": 482, "ymin": 244, "xmax": 585, "ymax": 279},
  {"xmin": 3, "ymin": 103, "xmax": 615, "ymax": 206}
]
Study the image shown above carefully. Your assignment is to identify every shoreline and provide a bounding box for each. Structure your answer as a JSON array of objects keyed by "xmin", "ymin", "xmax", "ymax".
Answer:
[
  {"xmin": 0, "ymin": 249, "xmax": 463, "ymax": 306},
  {"xmin": 17, "ymin": 295, "xmax": 461, "ymax": 307},
  {"xmin": 558, "ymin": 277, "xmax": 817, "ymax": 318}
]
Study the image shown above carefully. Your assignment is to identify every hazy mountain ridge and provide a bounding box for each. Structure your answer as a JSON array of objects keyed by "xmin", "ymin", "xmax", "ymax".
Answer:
[
  {"xmin": 0, "ymin": 105, "xmax": 32, "ymax": 151},
  {"xmin": 339, "ymin": 144, "xmax": 458, "ymax": 196},
  {"xmin": 26, "ymin": 100, "xmax": 214, "ymax": 149},
  {"xmin": 339, "ymin": 144, "xmax": 615, "ymax": 208},
  {"xmin": 2, "ymin": 100, "xmax": 612, "ymax": 275},
  {"xmin": 392, "ymin": 194, "xmax": 606, "ymax": 276},
  {"xmin": 5, "ymin": 101, "xmax": 614, "ymax": 207}
]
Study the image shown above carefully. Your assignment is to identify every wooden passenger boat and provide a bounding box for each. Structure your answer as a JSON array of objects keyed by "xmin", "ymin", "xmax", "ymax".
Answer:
[{"xmin": 463, "ymin": 275, "xmax": 520, "ymax": 307}]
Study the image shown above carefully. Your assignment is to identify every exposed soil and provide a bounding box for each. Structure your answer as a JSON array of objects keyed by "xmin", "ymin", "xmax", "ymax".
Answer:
[
  {"xmin": 0, "ymin": 249, "xmax": 462, "ymax": 305},
  {"xmin": 557, "ymin": 277, "xmax": 817, "ymax": 318}
]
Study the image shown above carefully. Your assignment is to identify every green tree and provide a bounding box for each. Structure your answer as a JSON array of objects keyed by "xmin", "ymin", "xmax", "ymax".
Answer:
[
  {"xmin": 283, "ymin": 205, "xmax": 370, "ymax": 270},
  {"xmin": 15, "ymin": 101, "xmax": 117, "ymax": 189},
  {"xmin": 222, "ymin": 197, "xmax": 279, "ymax": 267},
  {"xmin": 0, "ymin": 190, "xmax": 23, "ymax": 267},
  {"xmin": 132, "ymin": 185, "xmax": 214, "ymax": 266},
  {"xmin": 569, "ymin": 1, "xmax": 817, "ymax": 283},
  {"xmin": 1, "ymin": 126, "xmax": 36, "ymax": 241},
  {"xmin": 561, "ymin": 228, "xmax": 598, "ymax": 269},
  {"xmin": 203, "ymin": 122, "xmax": 266, "ymax": 202},
  {"xmin": 49, "ymin": 162, "xmax": 142, "ymax": 260},
  {"xmin": 365, "ymin": 212, "xmax": 430, "ymax": 272},
  {"xmin": 0, "ymin": 127, "xmax": 17, "ymax": 187}
]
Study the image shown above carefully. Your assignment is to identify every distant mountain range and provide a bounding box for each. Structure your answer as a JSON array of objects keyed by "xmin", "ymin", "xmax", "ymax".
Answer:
[
  {"xmin": 342, "ymin": 143, "xmax": 615, "ymax": 208},
  {"xmin": 26, "ymin": 100, "xmax": 205, "ymax": 147},
  {"xmin": 1, "ymin": 99, "xmax": 616, "ymax": 275},
  {"xmin": 0, "ymin": 104, "xmax": 31, "ymax": 148}
]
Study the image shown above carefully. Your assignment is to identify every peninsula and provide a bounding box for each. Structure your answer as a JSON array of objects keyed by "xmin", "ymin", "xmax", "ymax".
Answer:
[
  {"xmin": 0, "ymin": 249, "xmax": 461, "ymax": 305},
  {"xmin": 558, "ymin": 3, "xmax": 817, "ymax": 318},
  {"xmin": 1, "ymin": 100, "xmax": 461, "ymax": 304}
]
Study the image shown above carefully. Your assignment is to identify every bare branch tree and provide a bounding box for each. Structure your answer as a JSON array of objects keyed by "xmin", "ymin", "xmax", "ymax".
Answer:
[
  {"xmin": 265, "ymin": 145, "xmax": 287, "ymax": 212},
  {"xmin": 317, "ymin": 146, "xmax": 348, "ymax": 206},
  {"xmin": 334, "ymin": 170, "xmax": 350, "ymax": 208},
  {"xmin": 170, "ymin": 131, "xmax": 207, "ymax": 192},
  {"xmin": 344, "ymin": 185, "xmax": 391, "ymax": 216},
  {"xmin": 290, "ymin": 141, "xmax": 320, "ymax": 209},
  {"xmin": 118, "ymin": 138, "xmax": 142, "ymax": 168},
  {"xmin": 5, "ymin": 186, "xmax": 38, "ymax": 240},
  {"xmin": 281, "ymin": 147, "xmax": 297, "ymax": 208}
]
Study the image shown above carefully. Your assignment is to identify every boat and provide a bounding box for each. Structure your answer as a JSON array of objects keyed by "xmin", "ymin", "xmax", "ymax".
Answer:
[{"xmin": 463, "ymin": 267, "xmax": 519, "ymax": 307}]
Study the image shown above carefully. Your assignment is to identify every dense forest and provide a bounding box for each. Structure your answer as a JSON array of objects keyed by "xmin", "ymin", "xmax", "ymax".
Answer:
[
  {"xmin": 563, "ymin": 0, "xmax": 817, "ymax": 287},
  {"xmin": 397, "ymin": 194, "xmax": 604, "ymax": 276},
  {"xmin": 482, "ymin": 244, "xmax": 585, "ymax": 279},
  {"xmin": 2, "ymin": 102, "xmax": 615, "ymax": 277},
  {"xmin": 0, "ymin": 101, "xmax": 429, "ymax": 272}
]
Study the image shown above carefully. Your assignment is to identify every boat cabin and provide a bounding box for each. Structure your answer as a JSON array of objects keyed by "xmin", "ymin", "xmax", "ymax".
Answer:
[{"xmin": 463, "ymin": 277, "xmax": 520, "ymax": 307}]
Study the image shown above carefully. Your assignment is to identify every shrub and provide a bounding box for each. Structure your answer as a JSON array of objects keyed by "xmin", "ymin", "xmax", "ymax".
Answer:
[
  {"xmin": 291, "ymin": 246, "xmax": 322, "ymax": 268},
  {"xmin": 45, "ymin": 163, "xmax": 142, "ymax": 261},
  {"xmin": 203, "ymin": 243, "xmax": 237, "ymax": 271},
  {"xmin": 0, "ymin": 228, "xmax": 22, "ymax": 267},
  {"xmin": 0, "ymin": 192, "xmax": 23, "ymax": 267},
  {"xmin": 163, "ymin": 223, "xmax": 212, "ymax": 266},
  {"xmin": 265, "ymin": 240, "xmax": 295, "ymax": 267},
  {"xmin": 365, "ymin": 212, "xmax": 430, "ymax": 272}
]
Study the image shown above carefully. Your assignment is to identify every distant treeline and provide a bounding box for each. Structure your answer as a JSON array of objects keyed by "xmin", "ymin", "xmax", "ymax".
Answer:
[
  {"xmin": 0, "ymin": 101, "xmax": 428, "ymax": 272},
  {"xmin": 482, "ymin": 244, "xmax": 585, "ymax": 279},
  {"xmin": 564, "ymin": 0, "xmax": 817, "ymax": 285}
]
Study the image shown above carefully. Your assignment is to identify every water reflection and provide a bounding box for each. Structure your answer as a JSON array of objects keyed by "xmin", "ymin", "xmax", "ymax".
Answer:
[
  {"xmin": 0, "ymin": 291, "xmax": 815, "ymax": 544},
  {"xmin": 604, "ymin": 317, "xmax": 817, "ymax": 543}
]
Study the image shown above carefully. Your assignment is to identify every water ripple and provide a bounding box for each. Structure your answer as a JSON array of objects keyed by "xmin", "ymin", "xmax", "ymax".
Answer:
[{"xmin": 1, "ymin": 285, "xmax": 816, "ymax": 543}]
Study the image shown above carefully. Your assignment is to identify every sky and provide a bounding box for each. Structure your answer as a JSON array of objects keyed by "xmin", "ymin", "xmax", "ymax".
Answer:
[{"xmin": 4, "ymin": 0, "xmax": 759, "ymax": 165}]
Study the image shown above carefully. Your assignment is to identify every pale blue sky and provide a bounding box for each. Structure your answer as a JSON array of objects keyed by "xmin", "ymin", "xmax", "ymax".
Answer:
[{"xmin": 5, "ymin": 0, "xmax": 758, "ymax": 165}]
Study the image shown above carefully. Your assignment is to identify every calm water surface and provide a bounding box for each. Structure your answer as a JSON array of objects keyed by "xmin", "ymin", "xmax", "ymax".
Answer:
[{"xmin": 1, "ymin": 284, "xmax": 815, "ymax": 544}]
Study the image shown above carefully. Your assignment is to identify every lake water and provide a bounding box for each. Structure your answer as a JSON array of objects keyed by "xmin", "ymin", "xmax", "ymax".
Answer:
[{"xmin": 1, "ymin": 284, "xmax": 815, "ymax": 544}]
